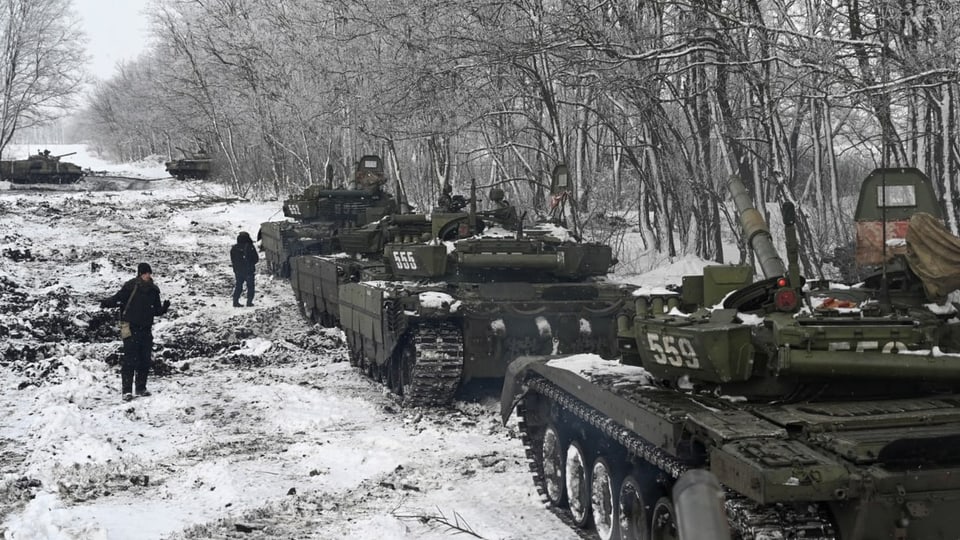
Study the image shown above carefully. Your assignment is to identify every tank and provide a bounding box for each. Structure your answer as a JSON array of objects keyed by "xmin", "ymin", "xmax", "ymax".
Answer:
[
  {"xmin": 259, "ymin": 155, "xmax": 398, "ymax": 278},
  {"xmin": 165, "ymin": 148, "xmax": 211, "ymax": 180},
  {"xmin": 292, "ymin": 175, "xmax": 630, "ymax": 407},
  {"xmin": 0, "ymin": 150, "xmax": 84, "ymax": 184},
  {"xmin": 500, "ymin": 169, "xmax": 960, "ymax": 539}
]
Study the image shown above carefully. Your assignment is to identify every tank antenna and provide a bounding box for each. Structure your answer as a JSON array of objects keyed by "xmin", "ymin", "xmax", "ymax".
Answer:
[{"xmin": 878, "ymin": 11, "xmax": 891, "ymax": 313}]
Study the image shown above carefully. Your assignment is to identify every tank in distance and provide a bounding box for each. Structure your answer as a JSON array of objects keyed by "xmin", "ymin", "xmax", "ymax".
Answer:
[
  {"xmin": 165, "ymin": 148, "xmax": 211, "ymax": 180},
  {"xmin": 0, "ymin": 149, "xmax": 84, "ymax": 184}
]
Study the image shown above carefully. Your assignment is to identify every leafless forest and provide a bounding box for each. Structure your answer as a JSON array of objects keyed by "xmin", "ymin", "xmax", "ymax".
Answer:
[{"xmin": 6, "ymin": 0, "xmax": 960, "ymax": 278}]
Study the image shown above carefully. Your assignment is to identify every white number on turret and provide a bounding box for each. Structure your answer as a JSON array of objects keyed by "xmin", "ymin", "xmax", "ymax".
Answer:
[
  {"xmin": 393, "ymin": 251, "xmax": 418, "ymax": 270},
  {"xmin": 646, "ymin": 334, "xmax": 700, "ymax": 369}
]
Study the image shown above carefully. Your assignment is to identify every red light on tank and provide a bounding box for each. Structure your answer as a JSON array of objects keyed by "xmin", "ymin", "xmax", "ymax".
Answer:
[
  {"xmin": 777, "ymin": 277, "xmax": 788, "ymax": 287},
  {"xmin": 774, "ymin": 288, "xmax": 798, "ymax": 311}
]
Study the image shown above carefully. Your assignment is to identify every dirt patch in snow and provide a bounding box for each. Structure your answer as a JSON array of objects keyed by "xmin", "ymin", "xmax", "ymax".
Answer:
[{"xmin": 0, "ymin": 182, "xmax": 570, "ymax": 539}]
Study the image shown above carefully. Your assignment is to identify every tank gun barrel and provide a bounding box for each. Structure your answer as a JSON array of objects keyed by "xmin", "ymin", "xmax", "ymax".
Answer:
[
  {"xmin": 54, "ymin": 152, "xmax": 76, "ymax": 159},
  {"xmin": 728, "ymin": 175, "xmax": 786, "ymax": 278}
]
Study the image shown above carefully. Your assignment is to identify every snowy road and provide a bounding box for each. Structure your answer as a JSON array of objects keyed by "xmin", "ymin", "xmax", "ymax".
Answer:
[{"xmin": 0, "ymin": 148, "xmax": 577, "ymax": 539}]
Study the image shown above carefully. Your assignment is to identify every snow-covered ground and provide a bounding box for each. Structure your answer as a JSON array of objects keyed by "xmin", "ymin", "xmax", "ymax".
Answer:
[{"xmin": 0, "ymin": 145, "xmax": 638, "ymax": 539}]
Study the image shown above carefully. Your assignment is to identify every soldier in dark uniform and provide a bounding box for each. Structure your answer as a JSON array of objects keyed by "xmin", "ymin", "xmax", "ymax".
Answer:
[
  {"xmin": 437, "ymin": 183, "xmax": 454, "ymax": 211},
  {"xmin": 437, "ymin": 183, "xmax": 468, "ymax": 213},
  {"xmin": 230, "ymin": 231, "xmax": 259, "ymax": 307},
  {"xmin": 100, "ymin": 263, "xmax": 170, "ymax": 401},
  {"xmin": 487, "ymin": 188, "xmax": 519, "ymax": 229}
]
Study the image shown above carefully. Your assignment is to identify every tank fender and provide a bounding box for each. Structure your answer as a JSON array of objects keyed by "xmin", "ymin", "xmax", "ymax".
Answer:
[{"xmin": 500, "ymin": 355, "xmax": 552, "ymax": 424}]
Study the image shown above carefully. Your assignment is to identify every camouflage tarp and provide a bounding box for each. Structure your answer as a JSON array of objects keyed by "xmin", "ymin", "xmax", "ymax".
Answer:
[
  {"xmin": 855, "ymin": 220, "xmax": 910, "ymax": 266},
  {"xmin": 905, "ymin": 212, "xmax": 960, "ymax": 302}
]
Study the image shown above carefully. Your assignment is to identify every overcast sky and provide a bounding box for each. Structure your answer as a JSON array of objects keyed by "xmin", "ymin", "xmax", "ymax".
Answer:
[{"xmin": 75, "ymin": 0, "xmax": 152, "ymax": 81}]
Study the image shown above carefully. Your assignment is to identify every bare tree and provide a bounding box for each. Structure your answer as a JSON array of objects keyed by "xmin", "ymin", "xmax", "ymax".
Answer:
[
  {"xmin": 0, "ymin": 0, "xmax": 86, "ymax": 158},
  {"xmin": 77, "ymin": 0, "xmax": 960, "ymax": 274}
]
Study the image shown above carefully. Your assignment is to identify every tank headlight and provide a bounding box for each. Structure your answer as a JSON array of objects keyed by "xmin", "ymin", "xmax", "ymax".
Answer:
[{"xmin": 774, "ymin": 288, "xmax": 799, "ymax": 311}]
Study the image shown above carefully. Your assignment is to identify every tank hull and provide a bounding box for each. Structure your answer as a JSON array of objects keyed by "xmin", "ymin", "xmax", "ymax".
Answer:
[
  {"xmin": 165, "ymin": 159, "xmax": 211, "ymax": 180},
  {"xmin": 1, "ymin": 158, "xmax": 84, "ymax": 184},
  {"xmin": 335, "ymin": 278, "xmax": 626, "ymax": 405},
  {"xmin": 292, "ymin": 251, "xmax": 628, "ymax": 406},
  {"xmin": 260, "ymin": 221, "xmax": 338, "ymax": 278},
  {"xmin": 504, "ymin": 358, "xmax": 960, "ymax": 539}
]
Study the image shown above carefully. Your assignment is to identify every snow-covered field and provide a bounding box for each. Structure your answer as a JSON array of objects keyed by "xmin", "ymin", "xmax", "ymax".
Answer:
[{"xmin": 0, "ymin": 146, "xmax": 600, "ymax": 539}]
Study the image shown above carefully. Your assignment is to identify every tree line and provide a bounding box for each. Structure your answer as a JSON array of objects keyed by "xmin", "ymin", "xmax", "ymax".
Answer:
[{"xmin": 6, "ymin": 0, "xmax": 960, "ymax": 278}]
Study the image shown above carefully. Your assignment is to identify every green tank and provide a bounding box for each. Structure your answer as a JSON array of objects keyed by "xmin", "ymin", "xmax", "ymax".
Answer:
[
  {"xmin": 501, "ymin": 169, "xmax": 960, "ymax": 539},
  {"xmin": 0, "ymin": 150, "xmax": 84, "ymax": 184},
  {"xmin": 164, "ymin": 148, "xmax": 211, "ymax": 180},
  {"xmin": 259, "ymin": 155, "xmax": 398, "ymax": 278},
  {"xmin": 291, "ymin": 176, "xmax": 629, "ymax": 406}
]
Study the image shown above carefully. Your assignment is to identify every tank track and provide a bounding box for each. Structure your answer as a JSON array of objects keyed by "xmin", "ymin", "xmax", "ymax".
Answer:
[
  {"xmin": 515, "ymin": 400, "xmax": 606, "ymax": 540},
  {"xmin": 402, "ymin": 322, "xmax": 464, "ymax": 407},
  {"xmin": 518, "ymin": 374, "xmax": 837, "ymax": 540}
]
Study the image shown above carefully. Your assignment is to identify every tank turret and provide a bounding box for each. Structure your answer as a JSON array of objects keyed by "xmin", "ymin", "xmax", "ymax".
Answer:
[
  {"xmin": 39, "ymin": 151, "xmax": 77, "ymax": 160},
  {"xmin": 500, "ymin": 168, "xmax": 960, "ymax": 540},
  {"xmin": 619, "ymin": 172, "xmax": 960, "ymax": 396},
  {"xmin": 260, "ymin": 154, "xmax": 399, "ymax": 278}
]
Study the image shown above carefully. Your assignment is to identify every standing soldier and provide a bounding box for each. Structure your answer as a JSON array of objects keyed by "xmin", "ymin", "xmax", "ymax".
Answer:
[
  {"xmin": 100, "ymin": 263, "xmax": 170, "ymax": 401},
  {"xmin": 487, "ymin": 187, "xmax": 520, "ymax": 229},
  {"xmin": 231, "ymin": 231, "xmax": 259, "ymax": 307}
]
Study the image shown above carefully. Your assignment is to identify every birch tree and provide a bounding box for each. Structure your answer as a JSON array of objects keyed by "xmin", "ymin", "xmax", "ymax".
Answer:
[{"xmin": 0, "ymin": 0, "xmax": 86, "ymax": 158}]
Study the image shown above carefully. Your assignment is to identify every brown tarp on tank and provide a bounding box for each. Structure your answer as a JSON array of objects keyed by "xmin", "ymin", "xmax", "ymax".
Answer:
[
  {"xmin": 855, "ymin": 220, "xmax": 910, "ymax": 266},
  {"xmin": 905, "ymin": 212, "xmax": 960, "ymax": 302}
]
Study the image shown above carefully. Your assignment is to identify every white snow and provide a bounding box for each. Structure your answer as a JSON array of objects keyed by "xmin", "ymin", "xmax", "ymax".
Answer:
[
  {"xmin": 534, "ymin": 316, "xmax": 552, "ymax": 337},
  {"xmin": 547, "ymin": 354, "xmax": 654, "ymax": 386},
  {"xmin": 0, "ymin": 145, "xmax": 578, "ymax": 540},
  {"xmin": 418, "ymin": 291, "xmax": 458, "ymax": 312}
]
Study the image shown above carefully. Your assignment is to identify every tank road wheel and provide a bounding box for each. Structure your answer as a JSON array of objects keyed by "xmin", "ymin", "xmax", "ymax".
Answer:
[
  {"xmin": 564, "ymin": 440, "xmax": 592, "ymax": 528},
  {"xmin": 367, "ymin": 357, "xmax": 379, "ymax": 382},
  {"xmin": 347, "ymin": 348, "xmax": 357, "ymax": 367},
  {"xmin": 352, "ymin": 345, "xmax": 363, "ymax": 371},
  {"xmin": 299, "ymin": 300, "xmax": 317, "ymax": 323},
  {"xmin": 375, "ymin": 360, "xmax": 387, "ymax": 384},
  {"xmin": 364, "ymin": 355, "xmax": 375, "ymax": 379},
  {"xmin": 591, "ymin": 457, "xmax": 620, "ymax": 540},
  {"xmin": 618, "ymin": 474, "xmax": 652, "ymax": 540},
  {"xmin": 320, "ymin": 312, "xmax": 337, "ymax": 328},
  {"xmin": 398, "ymin": 342, "xmax": 416, "ymax": 399},
  {"xmin": 541, "ymin": 424, "xmax": 566, "ymax": 507},
  {"xmin": 386, "ymin": 349, "xmax": 400, "ymax": 392},
  {"xmin": 649, "ymin": 497, "xmax": 677, "ymax": 540}
]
